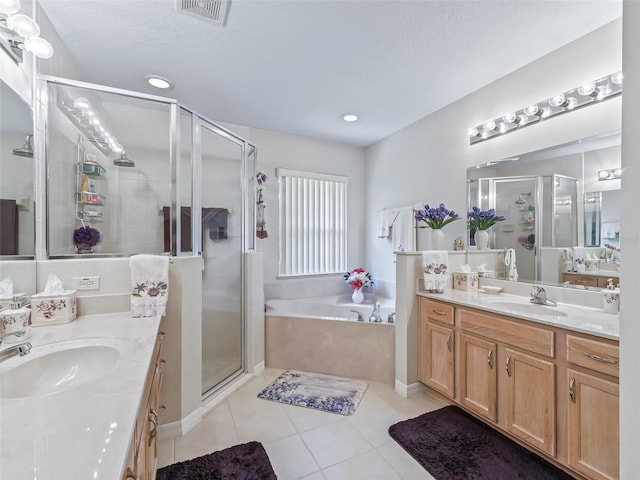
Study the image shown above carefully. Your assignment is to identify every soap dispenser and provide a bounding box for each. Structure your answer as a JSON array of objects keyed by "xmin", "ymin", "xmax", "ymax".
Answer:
[
  {"xmin": 602, "ymin": 278, "xmax": 620, "ymax": 314},
  {"xmin": 0, "ymin": 296, "xmax": 31, "ymax": 343}
]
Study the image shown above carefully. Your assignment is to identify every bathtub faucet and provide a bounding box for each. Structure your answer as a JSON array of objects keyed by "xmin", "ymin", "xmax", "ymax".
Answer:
[
  {"xmin": 369, "ymin": 303, "xmax": 382, "ymax": 323},
  {"xmin": 350, "ymin": 310, "xmax": 364, "ymax": 322}
]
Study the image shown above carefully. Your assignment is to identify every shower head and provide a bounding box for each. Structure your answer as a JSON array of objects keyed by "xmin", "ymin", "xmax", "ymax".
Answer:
[
  {"xmin": 113, "ymin": 150, "xmax": 135, "ymax": 167},
  {"xmin": 12, "ymin": 135, "xmax": 33, "ymax": 158}
]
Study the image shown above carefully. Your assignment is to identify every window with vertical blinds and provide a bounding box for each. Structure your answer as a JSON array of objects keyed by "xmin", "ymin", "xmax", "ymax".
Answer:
[{"xmin": 277, "ymin": 168, "xmax": 348, "ymax": 276}]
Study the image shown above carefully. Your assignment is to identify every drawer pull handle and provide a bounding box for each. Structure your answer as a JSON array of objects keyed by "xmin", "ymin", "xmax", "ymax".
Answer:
[
  {"xmin": 158, "ymin": 331, "xmax": 166, "ymax": 340},
  {"xmin": 159, "ymin": 359, "xmax": 167, "ymax": 369},
  {"xmin": 487, "ymin": 348, "xmax": 493, "ymax": 369},
  {"xmin": 505, "ymin": 355, "xmax": 511, "ymax": 376},
  {"xmin": 446, "ymin": 334, "xmax": 452, "ymax": 352},
  {"xmin": 569, "ymin": 376, "xmax": 576, "ymax": 403},
  {"xmin": 125, "ymin": 467, "xmax": 139, "ymax": 480},
  {"xmin": 433, "ymin": 309, "xmax": 447, "ymax": 316},
  {"xmin": 582, "ymin": 351, "xmax": 617, "ymax": 364}
]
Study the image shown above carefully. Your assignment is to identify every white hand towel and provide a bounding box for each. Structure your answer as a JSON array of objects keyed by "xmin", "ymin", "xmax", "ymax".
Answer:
[
  {"xmin": 504, "ymin": 248, "xmax": 518, "ymax": 281},
  {"xmin": 377, "ymin": 209, "xmax": 391, "ymax": 238},
  {"xmin": 130, "ymin": 254, "xmax": 170, "ymax": 318},
  {"xmin": 392, "ymin": 207, "xmax": 415, "ymax": 254},
  {"xmin": 422, "ymin": 250, "xmax": 449, "ymax": 292},
  {"xmin": 571, "ymin": 247, "xmax": 586, "ymax": 273}
]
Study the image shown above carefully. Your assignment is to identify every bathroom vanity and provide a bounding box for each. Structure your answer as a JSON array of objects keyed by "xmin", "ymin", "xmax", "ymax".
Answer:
[
  {"xmin": 562, "ymin": 271, "xmax": 620, "ymax": 288},
  {"xmin": 0, "ymin": 312, "xmax": 163, "ymax": 480},
  {"xmin": 417, "ymin": 291, "xmax": 619, "ymax": 480}
]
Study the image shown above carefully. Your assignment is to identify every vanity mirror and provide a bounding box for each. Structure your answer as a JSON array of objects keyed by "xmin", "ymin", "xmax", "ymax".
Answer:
[
  {"xmin": 0, "ymin": 79, "xmax": 34, "ymax": 258},
  {"xmin": 467, "ymin": 130, "xmax": 621, "ymax": 287}
]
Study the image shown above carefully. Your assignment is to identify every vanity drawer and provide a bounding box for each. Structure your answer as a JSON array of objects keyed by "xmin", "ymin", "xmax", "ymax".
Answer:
[
  {"xmin": 567, "ymin": 335, "xmax": 619, "ymax": 377},
  {"xmin": 459, "ymin": 308, "xmax": 554, "ymax": 358},
  {"xmin": 421, "ymin": 298, "xmax": 454, "ymax": 325},
  {"xmin": 561, "ymin": 273, "xmax": 598, "ymax": 288}
]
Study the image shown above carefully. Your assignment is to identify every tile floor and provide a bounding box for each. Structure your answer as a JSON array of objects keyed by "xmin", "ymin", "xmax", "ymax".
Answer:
[{"xmin": 158, "ymin": 368, "xmax": 445, "ymax": 480}]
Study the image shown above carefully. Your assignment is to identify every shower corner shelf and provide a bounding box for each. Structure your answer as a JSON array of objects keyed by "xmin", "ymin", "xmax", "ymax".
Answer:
[
  {"xmin": 76, "ymin": 192, "xmax": 105, "ymax": 206},
  {"xmin": 76, "ymin": 159, "xmax": 106, "ymax": 223},
  {"xmin": 79, "ymin": 160, "xmax": 106, "ymax": 177}
]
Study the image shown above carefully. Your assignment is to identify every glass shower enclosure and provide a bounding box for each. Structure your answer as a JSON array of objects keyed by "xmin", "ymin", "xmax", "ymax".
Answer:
[
  {"xmin": 41, "ymin": 76, "xmax": 256, "ymax": 399},
  {"xmin": 470, "ymin": 174, "xmax": 577, "ymax": 283}
]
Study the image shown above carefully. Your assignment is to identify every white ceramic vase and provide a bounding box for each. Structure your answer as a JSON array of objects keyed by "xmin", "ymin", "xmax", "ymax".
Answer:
[
  {"xmin": 352, "ymin": 288, "xmax": 364, "ymax": 304},
  {"xmin": 431, "ymin": 229, "xmax": 445, "ymax": 250},
  {"xmin": 474, "ymin": 230, "xmax": 490, "ymax": 250}
]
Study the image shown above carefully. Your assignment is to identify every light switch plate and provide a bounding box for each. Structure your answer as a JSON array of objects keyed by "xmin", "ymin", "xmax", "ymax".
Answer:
[{"xmin": 72, "ymin": 276, "xmax": 100, "ymax": 290}]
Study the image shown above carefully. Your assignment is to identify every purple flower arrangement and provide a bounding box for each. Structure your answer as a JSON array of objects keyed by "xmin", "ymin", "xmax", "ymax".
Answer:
[
  {"xmin": 467, "ymin": 207, "xmax": 506, "ymax": 231},
  {"xmin": 415, "ymin": 203, "xmax": 460, "ymax": 229},
  {"xmin": 73, "ymin": 226, "xmax": 101, "ymax": 249}
]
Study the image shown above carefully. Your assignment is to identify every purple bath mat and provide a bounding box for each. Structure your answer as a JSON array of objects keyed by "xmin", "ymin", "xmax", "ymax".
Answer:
[
  {"xmin": 156, "ymin": 441, "xmax": 277, "ymax": 480},
  {"xmin": 388, "ymin": 405, "xmax": 575, "ymax": 480}
]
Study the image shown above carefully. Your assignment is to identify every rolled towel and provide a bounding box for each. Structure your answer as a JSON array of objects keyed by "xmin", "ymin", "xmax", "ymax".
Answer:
[{"xmin": 130, "ymin": 254, "xmax": 169, "ymax": 317}]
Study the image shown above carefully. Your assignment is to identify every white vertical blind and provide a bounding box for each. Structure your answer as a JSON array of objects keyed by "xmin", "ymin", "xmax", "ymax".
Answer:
[{"xmin": 278, "ymin": 169, "xmax": 348, "ymax": 276}]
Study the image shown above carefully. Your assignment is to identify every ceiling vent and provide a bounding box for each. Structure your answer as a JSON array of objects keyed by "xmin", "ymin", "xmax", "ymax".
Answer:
[{"xmin": 177, "ymin": 0, "xmax": 231, "ymax": 26}]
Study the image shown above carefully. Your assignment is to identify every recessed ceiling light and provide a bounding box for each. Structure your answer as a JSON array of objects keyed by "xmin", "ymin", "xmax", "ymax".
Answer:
[
  {"xmin": 146, "ymin": 75, "xmax": 173, "ymax": 89},
  {"xmin": 343, "ymin": 114, "xmax": 359, "ymax": 122}
]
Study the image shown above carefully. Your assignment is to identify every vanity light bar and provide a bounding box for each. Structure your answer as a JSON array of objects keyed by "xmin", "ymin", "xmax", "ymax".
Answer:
[
  {"xmin": 598, "ymin": 168, "xmax": 622, "ymax": 181},
  {"xmin": 468, "ymin": 72, "xmax": 622, "ymax": 145}
]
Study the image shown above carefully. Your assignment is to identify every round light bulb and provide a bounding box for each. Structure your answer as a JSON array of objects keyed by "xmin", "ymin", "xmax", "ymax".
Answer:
[
  {"xmin": 615, "ymin": 168, "xmax": 622, "ymax": 177},
  {"xmin": 483, "ymin": 120, "xmax": 496, "ymax": 131},
  {"xmin": 342, "ymin": 114, "xmax": 359, "ymax": 122},
  {"xmin": 468, "ymin": 127, "xmax": 479, "ymax": 137},
  {"xmin": 6, "ymin": 13, "xmax": 39, "ymax": 38},
  {"xmin": 0, "ymin": 0, "xmax": 21, "ymax": 15},
  {"xmin": 24, "ymin": 36, "xmax": 53, "ymax": 59},
  {"xmin": 610, "ymin": 72, "xmax": 623, "ymax": 85},
  {"xmin": 525, "ymin": 104, "xmax": 539, "ymax": 116},
  {"xmin": 502, "ymin": 113, "xmax": 516, "ymax": 124},
  {"xmin": 74, "ymin": 97, "xmax": 91, "ymax": 110},
  {"xmin": 598, "ymin": 170, "xmax": 610, "ymax": 180},
  {"xmin": 549, "ymin": 94, "xmax": 566, "ymax": 107},
  {"xmin": 540, "ymin": 107, "xmax": 552, "ymax": 118},
  {"xmin": 481, "ymin": 130, "xmax": 490, "ymax": 139},
  {"xmin": 578, "ymin": 82, "xmax": 596, "ymax": 96}
]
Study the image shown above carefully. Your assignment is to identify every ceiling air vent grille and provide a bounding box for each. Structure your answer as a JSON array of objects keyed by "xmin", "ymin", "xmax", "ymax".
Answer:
[{"xmin": 178, "ymin": 0, "xmax": 231, "ymax": 26}]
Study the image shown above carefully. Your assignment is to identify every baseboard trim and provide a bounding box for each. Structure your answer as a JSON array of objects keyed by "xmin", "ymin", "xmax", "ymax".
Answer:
[
  {"xmin": 395, "ymin": 380, "xmax": 424, "ymax": 398},
  {"xmin": 253, "ymin": 361, "xmax": 265, "ymax": 375}
]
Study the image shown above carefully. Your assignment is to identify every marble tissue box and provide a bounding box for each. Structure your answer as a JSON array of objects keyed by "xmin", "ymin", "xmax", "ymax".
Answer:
[
  {"xmin": 31, "ymin": 290, "xmax": 77, "ymax": 326},
  {"xmin": 453, "ymin": 272, "xmax": 479, "ymax": 291}
]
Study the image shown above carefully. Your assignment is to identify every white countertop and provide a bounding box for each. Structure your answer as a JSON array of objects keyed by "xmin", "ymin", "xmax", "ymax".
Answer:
[
  {"xmin": 418, "ymin": 289, "xmax": 619, "ymax": 340},
  {"xmin": 0, "ymin": 312, "xmax": 161, "ymax": 480}
]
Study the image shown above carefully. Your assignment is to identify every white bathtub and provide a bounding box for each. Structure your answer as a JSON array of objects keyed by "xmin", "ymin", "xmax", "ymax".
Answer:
[
  {"xmin": 265, "ymin": 294, "xmax": 395, "ymax": 322},
  {"xmin": 264, "ymin": 295, "xmax": 396, "ymax": 383}
]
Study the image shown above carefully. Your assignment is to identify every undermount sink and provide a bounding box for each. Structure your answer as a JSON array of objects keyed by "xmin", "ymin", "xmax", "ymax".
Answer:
[
  {"xmin": 0, "ymin": 337, "xmax": 136, "ymax": 399},
  {"xmin": 481, "ymin": 299, "xmax": 577, "ymax": 317}
]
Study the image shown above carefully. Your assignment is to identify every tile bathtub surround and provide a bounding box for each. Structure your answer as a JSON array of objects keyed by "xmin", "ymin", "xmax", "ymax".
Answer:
[{"xmin": 159, "ymin": 368, "xmax": 445, "ymax": 480}]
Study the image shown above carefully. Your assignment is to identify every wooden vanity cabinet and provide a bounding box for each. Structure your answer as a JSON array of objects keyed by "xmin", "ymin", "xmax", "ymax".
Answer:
[
  {"xmin": 566, "ymin": 336, "xmax": 619, "ymax": 480},
  {"xmin": 122, "ymin": 332, "xmax": 166, "ymax": 480},
  {"xmin": 419, "ymin": 299, "xmax": 455, "ymax": 398},
  {"xmin": 561, "ymin": 273, "xmax": 619, "ymax": 289},
  {"xmin": 417, "ymin": 295, "xmax": 620, "ymax": 480}
]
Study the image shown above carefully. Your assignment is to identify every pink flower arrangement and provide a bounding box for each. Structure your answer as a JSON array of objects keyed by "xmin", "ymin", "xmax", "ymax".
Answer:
[{"xmin": 344, "ymin": 267, "xmax": 373, "ymax": 290}]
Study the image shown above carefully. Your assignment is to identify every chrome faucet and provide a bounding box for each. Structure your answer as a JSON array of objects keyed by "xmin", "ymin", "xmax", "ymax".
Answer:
[
  {"xmin": 387, "ymin": 312, "xmax": 396, "ymax": 324},
  {"xmin": 350, "ymin": 309, "xmax": 364, "ymax": 322},
  {"xmin": 530, "ymin": 286, "xmax": 557, "ymax": 306},
  {"xmin": 0, "ymin": 331, "xmax": 32, "ymax": 363}
]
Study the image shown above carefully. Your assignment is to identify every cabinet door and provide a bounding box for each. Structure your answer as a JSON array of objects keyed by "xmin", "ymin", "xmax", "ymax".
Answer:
[
  {"xmin": 460, "ymin": 334, "xmax": 497, "ymax": 422},
  {"xmin": 567, "ymin": 369, "xmax": 619, "ymax": 480},
  {"xmin": 424, "ymin": 323, "xmax": 455, "ymax": 398},
  {"xmin": 504, "ymin": 348, "xmax": 556, "ymax": 456}
]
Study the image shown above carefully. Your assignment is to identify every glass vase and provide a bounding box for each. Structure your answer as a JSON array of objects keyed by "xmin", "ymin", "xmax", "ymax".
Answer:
[
  {"xmin": 351, "ymin": 288, "xmax": 364, "ymax": 304},
  {"xmin": 474, "ymin": 230, "xmax": 490, "ymax": 250}
]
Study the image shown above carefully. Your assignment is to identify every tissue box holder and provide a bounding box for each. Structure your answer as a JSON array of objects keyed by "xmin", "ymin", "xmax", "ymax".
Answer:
[
  {"xmin": 453, "ymin": 272, "xmax": 479, "ymax": 291},
  {"xmin": 31, "ymin": 290, "xmax": 77, "ymax": 326}
]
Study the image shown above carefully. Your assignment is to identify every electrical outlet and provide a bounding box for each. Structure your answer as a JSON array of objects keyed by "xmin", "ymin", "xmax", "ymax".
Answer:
[{"xmin": 72, "ymin": 276, "xmax": 100, "ymax": 291}]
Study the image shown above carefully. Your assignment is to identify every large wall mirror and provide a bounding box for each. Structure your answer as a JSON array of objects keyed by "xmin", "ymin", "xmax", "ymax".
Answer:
[
  {"xmin": 0, "ymin": 79, "xmax": 35, "ymax": 259},
  {"xmin": 467, "ymin": 130, "xmax": 621, "ymax": 288}
]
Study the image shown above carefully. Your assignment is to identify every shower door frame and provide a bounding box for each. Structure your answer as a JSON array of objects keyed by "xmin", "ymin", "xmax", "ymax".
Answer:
[{"xmin": 190, "ymin": 112, "xmax": 255, "ymax": 400}]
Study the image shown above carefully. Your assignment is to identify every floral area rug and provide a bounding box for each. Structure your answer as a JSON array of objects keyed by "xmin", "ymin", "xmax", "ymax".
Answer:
[{"xmin": 257, "ymin": 370, "xmax": 368, "ymax": 415}]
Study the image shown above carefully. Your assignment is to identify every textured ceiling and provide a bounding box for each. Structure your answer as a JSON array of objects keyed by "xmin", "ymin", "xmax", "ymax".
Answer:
[{"xmin": 39, "ymin": 0, "xmax": 622, "ymax": 147}]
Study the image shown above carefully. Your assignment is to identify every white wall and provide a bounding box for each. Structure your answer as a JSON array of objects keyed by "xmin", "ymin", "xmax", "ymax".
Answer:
[
  {"xmin": 620, "ymin": 2, "xmax": 639, "ymax": 476},
  {"xmin": 366, "ymin": 19, "xmax": 622, "ymax": 284},
  {"xmin": 220, "ymin": 123, "xmax": 367, "ymax": 299}
]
